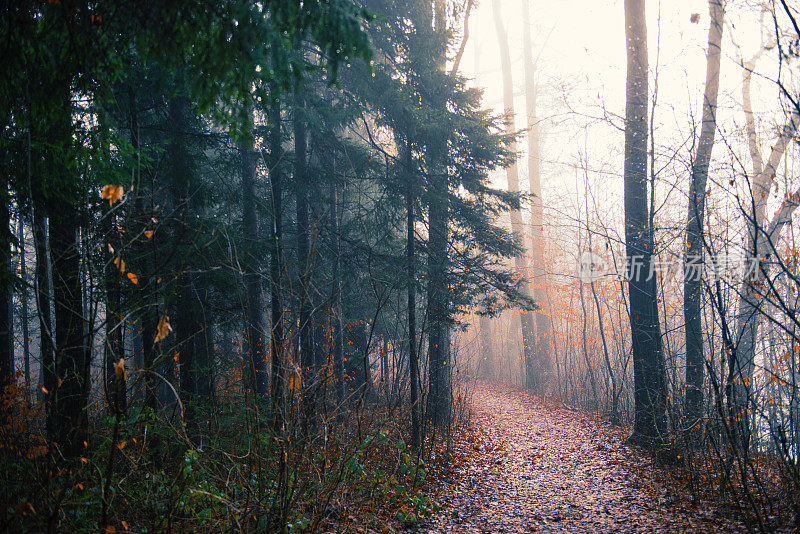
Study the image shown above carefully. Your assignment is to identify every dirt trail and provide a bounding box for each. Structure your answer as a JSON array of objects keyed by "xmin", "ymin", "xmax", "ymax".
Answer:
[{"xmin": 427, "ymin": 384, "xmax": 742, "ymax": 533}]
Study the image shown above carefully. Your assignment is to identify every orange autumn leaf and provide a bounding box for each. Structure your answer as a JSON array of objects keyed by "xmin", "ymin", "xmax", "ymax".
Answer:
[
  {"xmin": 154, "ymin": 315, "xmax": 172, "ymax": 343},
  {"xmin": 126, "ymin": 272, "xmax": 138, "ymax": 284},
  {"xmin": 122, "ymin": 521, "xmax": 129, "ymax": 530},
  {"xmin": 114, "ymin": 256, "xmax": 126, "ymax": 273},
  {"xmin": 105, "ymin": 526, "xmax": 116, "ymax": 534},
  {"xmin": 288, "ymin": 369, "xmax": 302, "ymax": 391},
  {"xmin": 100, "ymin": 184, "xmax": 124, "ymax": 206},
  {"xmin": 117, "ymin": 441, "xmax": 127, "ymax": 450},
  {"xmin": 144, "ymin": 230, "xmax": 154, "ymax": 239},
  {"xmin": 114, "ymin": 358, "xmax": 125, "ymax": 379}
]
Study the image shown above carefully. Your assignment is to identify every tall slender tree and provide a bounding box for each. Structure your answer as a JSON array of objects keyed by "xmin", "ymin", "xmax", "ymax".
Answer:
[
  {"xmin": 492, "ymin": 0, "xmax": 538, "ymax": 389},
  {"xmin": 683, "ymin": 0, "xmax": 725, "ymax": 430},
  {"xmin": 267, "ymin": 90, "xmax": 286, "ymax": 430},
  {"xmin": 0, "ymin": 187, "xmax": 12, "ymax": 396},
  {"xmin": 623, "ymin": 0, "xmax": 668, "ymax": 446},
  {"xmin": 403, "ymin": 140, "xmax": 421, "ymax": 448},
  {"xmin": 294, "ymin": 87, "xmax": 315, "ymax": 424},
  {"xmin": 425, "ymin": 0, "xmax": 453, "ymax": 428},
  {"xmin": 241, "ymin": 110, "xmax": 268, "ymax": 398},
  {"xmin": 522, "ymin": 0, "xmax": 551, "ymax": 383},
  {"xmin": 32, "ymin": 211, "xmax": 54, "ymax": 417}
]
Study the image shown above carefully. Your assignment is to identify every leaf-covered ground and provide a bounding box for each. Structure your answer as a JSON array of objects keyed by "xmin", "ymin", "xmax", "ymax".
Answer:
[{"xmin": 424, "ymin": 384, "xmax": 746, "ymax": 533}]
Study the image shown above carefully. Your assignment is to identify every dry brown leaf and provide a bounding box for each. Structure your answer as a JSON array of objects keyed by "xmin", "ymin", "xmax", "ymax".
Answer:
[
  {"xmin": 154, "ymin": 315, "xmax": 172, "ymax": 343},
  {"xmin": 114, "ymin": 358, "xmax": 125, "ymax": 379},
  {"xmin": 289, "ymin": 369, "xmax": 302, "ymax": 390}
]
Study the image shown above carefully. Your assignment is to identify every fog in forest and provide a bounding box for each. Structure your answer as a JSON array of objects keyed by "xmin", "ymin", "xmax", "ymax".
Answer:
[{"xmin": 2, "ymin": 0, "xmax": 800, "ymax": 532}]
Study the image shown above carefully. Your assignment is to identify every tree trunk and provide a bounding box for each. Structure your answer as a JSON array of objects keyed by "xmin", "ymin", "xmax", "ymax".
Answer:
[
  {"xmin": 167, "ymin": 94, "xmax": 208, "ymax": 424},
  {"xmin": 241, "ymin": 112, "xmax": 268, "ymax": 397},
  {"xmin": 50, "ymin": 199, "xmax": 87, "ymax": 458},
  {"xmin": 0, "ymin": 188, "xmax": 12, "ymax": 396},
  {"xmin": 294, "ymin": 90, "xmax": 314, "ymax": 426},
  {"xmin": 683, "ymin": 0, "xmax": 725, "ymax": 430},
  {"xmin": 425, "ymin": 0, "xmax": 452, "ymax": 428},
  {"xmin": 730, "ymin": 46, "xmax": 799, "ymax": 447},
  {"xmin": 40, "ymin": 80, "xmax": 89, "ymax": 457},
  {"xmin": 479, "ymin": 315, "xmax": 493, "ymax": 379},
  {"xmin": 522, "ymin": 0, "xmax": 552, "ymax": 382},
  {"xmin": 493, "ymin": 0, "xmax": 538, "ymax": 389},
  {"xmin": 624, "ymin": 0, "xmax": 668, "ymax": 447},
  {"xmin": 127, "ymin": 86, "xmax": 159, "ymax": 415},
  {"xmin": 405, "ymin": 141, "xmax": 421, "ymax": 448},
  {"xmin": 33, "ymin": 211, "xmax": 54, "ymax": 417},
  {"xmin": 18, "ymin": 216, "xmax": 30, "ymax": 392},
  {"xmin": 194, "ymin": 276, "xmax": 214, "ymax": 402},
  {"xmin": 331, "ymin": 180, "xmax": 345, "ymax": 414},
  {"xmin": 267, "ymin": 94, "xmax": 285, "ymax": 430},
  {"xmin": 104, "ymin": 205, "xmax": 126, "ymax": 416},
  {"xmin": 175, "ymin": 279, "xmax": 198, "ymax": 423}
]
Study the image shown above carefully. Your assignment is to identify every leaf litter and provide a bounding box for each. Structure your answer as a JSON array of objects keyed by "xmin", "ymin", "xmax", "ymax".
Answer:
[{"xmin": 420, "ymin": 384, "xmax": 746, "ymax": 533}]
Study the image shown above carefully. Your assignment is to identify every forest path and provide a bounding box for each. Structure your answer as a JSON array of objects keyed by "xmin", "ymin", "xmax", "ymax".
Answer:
[{"xmin": 426, "ymin": 383, "xmax": 741, "ymax": 533}]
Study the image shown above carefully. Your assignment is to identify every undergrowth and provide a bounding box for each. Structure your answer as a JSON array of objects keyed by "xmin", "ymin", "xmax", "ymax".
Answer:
[{"xmin": 0, "ymin": 381, "xmax": 449, "ymax": 533}]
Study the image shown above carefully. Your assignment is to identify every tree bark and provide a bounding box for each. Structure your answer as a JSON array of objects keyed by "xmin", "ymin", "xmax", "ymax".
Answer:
[
  {"xmin": 127, "ymin": 86, "xmax": 159, "ymax": 415},
  {"xmin": 18, "ymin": 217, "xmax": 30, "ymax": 392},
  {"xmin": 195, "ymin": 277, "xmax": 214, "ymax": 402},
  {"xmin": 267, "ymin": 94, "xmax": 285, "ymax": 430},
  {"xmin": 294, "ymin": 90, "xmax": 315, "ymax": 426},
  {"xmin": 104, "ymin": 205, "xmax": 126, "ymax": 416},
  {"xmin": 241, "ymin": 111, "xmax": 268, "ymax": 398},
  {"xmin": 478, "ymin": 315, "xmax": 493, "ymax": 379},
  {"xmin": 424, "ymin": 0, "xmax": 452, "ymax": 428},
  {"xmin": 50, "ymin": 201, "xmax": 87, "ymax": 457},
  {"xmin": 493, "ymin": 0, "xmax": 538, "ymax": 389},
  {"xmin": 732, "ymin": 43, "xmax": 799, "ymax": 445},
  {"xmin": 33, "ymin": 211, "xmax": 54, "ymax": 418},
  {"xmin": 0, "ymin": 188, "xmax": 12, "ymax": 396},
  {"xmin": 683, "ymin": 0, "xmax": 725, "ymax": 430},
  {"xmin": 331, "ymin": 180, "xmax": 345, "ymax": 414},
  {"xmin": 405, "ymin": 141, "xmax": 421, "ymax": 448},
  {"xmin": 623, "ymin": 0, "xmax": 668, "ymax": 447},
  {"xmin": 522, "ymin": 0, "xmax": 552, "ymax": 382}
]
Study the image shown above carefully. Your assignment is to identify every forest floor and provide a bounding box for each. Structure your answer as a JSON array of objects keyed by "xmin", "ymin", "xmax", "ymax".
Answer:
[{"xmin": 421, "ymin": 383, "xmax": 746, "ymax": 533}]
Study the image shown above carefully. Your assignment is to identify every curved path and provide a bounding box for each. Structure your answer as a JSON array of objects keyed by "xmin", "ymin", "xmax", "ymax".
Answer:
[{"xmin": 428, "ymin": 384, "xmax": 742, "ymax": 533}]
